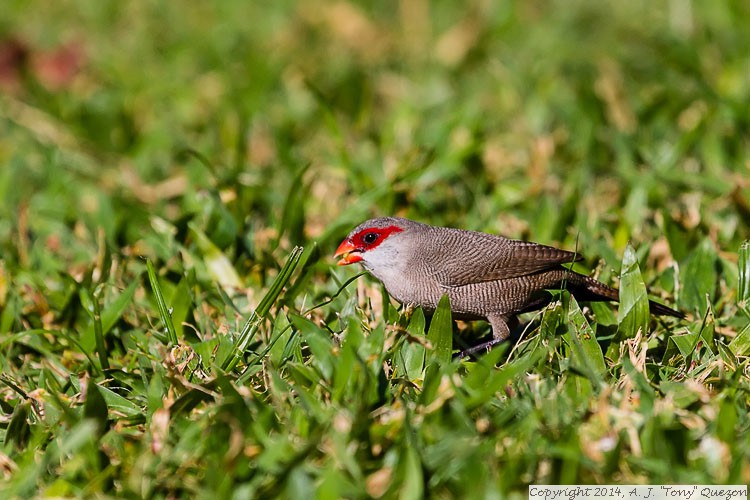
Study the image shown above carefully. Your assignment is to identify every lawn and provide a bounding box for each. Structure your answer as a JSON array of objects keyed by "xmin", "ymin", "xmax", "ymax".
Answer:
[{"xmin": 1, "ymin": 1, "xmax": 749, "ymax": 497}]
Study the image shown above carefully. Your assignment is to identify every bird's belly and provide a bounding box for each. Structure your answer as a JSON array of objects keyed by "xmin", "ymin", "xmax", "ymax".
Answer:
[{"xmin": 387, "ymin": 278, "xmax": 554, "ymax": 320}]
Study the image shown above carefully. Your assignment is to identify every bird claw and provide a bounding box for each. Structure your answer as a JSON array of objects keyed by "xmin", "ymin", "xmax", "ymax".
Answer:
[{"xmin": 455, "ymin": 338, "xmax": 505, "ymax": 359}]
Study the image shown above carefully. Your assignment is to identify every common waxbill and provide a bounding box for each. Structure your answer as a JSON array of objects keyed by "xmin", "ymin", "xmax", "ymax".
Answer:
[{"xmin": 335, "ymin": 217, "xmax": 683, "ymax": 342}]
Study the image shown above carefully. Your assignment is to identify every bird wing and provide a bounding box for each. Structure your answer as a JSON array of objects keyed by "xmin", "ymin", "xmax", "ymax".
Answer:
[{"xmin": 426, "ymin": 230, "xmax": 583, "ymax": 287}]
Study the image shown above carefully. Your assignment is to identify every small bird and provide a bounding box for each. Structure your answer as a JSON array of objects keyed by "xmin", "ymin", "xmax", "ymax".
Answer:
[{"xmin": 335, "ymin": 217, "xmax": 683, "ymax": 345}]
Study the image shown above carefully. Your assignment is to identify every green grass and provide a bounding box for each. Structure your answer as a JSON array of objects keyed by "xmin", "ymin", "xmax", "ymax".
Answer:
[{"xmin": 1, "ymin": 0, "xmax": 750, "ymax": 497}]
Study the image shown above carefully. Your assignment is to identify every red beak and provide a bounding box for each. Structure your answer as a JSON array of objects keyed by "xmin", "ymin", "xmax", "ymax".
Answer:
[{"xmin": 334, "ymin": 239, "xmax": 363, "ymax": 265}]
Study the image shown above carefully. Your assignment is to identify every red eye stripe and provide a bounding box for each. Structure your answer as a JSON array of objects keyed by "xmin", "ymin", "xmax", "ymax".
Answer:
[{"xmin": 351, "ymin": 225, "xmax": 404, "ymax": 250}]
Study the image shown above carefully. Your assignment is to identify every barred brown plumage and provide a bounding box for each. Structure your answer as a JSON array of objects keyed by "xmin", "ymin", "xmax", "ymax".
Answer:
[{"xmin": 335, "ymin": 217, "xmax": 683, "ymax": 345}]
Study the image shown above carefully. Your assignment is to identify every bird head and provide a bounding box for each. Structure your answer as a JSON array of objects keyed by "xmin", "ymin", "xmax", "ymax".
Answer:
[{"xmin": 334, "ymin": 217, "xmax": 417, "ymax": 267}]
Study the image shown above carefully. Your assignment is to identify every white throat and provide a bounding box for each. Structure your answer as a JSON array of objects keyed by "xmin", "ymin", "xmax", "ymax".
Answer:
[{"xmin": 361, "ymin": 239, "xmax": 407, "ymax": 285}]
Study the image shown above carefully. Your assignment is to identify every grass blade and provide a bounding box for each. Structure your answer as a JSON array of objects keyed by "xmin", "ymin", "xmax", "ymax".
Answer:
[
  {"xmin": 83, "ymin": 281, "xmax": 138, "ymax": 350},
  {"xmin": 427, "ymin": 294, "xmax": 452, "ymax": 365},
  {"xmin": 189, "ymin": 222, "xmax": 243, "ymax": 289},
  {"xmin": 302, "ymin": 271, "xmax": 367, "ymax": 315},
  {"xmin": 79, "ymin": 288, "xmax": 109, "ymax": 372},
  {"xmin": 83, "ymin": 380, "xmax": 109, "ymax": 437},
  {"xmin": 221, "ymin": 246, "xmax": 304, "ymax": 372},
  {"xmin": 4, "ymin": 400, "xmax": 31, "ymax": 449},
  {"xmin": 91, "ymin": 289, "xmax": 109, "ymax": 371},
  {"xmin": 566, "ymin": 293, "xmax": 607, "ymax": 380},
  {"xmin": 396, "ymin": 307, "xmax": 427, "ymax": 381},
  {"xmin": 146, "ymin": 259, "xmax": 178, "ymax": 345},
  {"xmin": 739, "ymin": 240, "xmax": 749, "ymax": 314},
  {"xmin": 729, "ymin": 323, "xmax": 750, "ymax": 356},
  {"xmin": 278, "ymin": 162, "xmax": 311, "ymax": 245},
  {"xmin": 618, "ymin": 244, "xmax": 649, "ymax": 339},
  {"xmin": 680, "ymin": 238, "xmax": 718, "ymax": 316},
  {"xmin": 237, "ymin": 322, "xmax": 295, "ymax": 385}
]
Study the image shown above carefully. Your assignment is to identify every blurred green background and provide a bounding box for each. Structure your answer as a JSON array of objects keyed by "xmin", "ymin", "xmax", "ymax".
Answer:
[
  {"xmin": 1, "ymin": 0, "xmax": 749, "ymax": 496},
  {"xmin": 3, "ymin": 1, "xmax": 748, "ymax": 261}
]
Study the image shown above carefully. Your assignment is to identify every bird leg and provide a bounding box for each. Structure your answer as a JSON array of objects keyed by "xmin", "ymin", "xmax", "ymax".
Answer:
[
  {"xmin": 489, "ymin": 314, "xmax": 511, "ymax": 341},
  {"xmin": 456, "ymin": 314, "xmax": 514, "ymax": 359}
]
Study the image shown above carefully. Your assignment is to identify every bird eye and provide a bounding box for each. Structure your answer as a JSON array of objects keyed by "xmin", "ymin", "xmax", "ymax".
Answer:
[{"xmin": 362, "ymin": 232, "xmax": 379, "ymax": 244}]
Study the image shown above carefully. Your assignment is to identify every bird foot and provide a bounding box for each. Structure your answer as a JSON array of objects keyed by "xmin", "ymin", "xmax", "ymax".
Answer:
[{"xmin": 455, "ymin": 338, "xmax": 505, "ymax": 359}]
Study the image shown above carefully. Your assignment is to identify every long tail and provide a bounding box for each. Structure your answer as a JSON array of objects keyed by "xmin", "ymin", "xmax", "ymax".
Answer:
[
  {"xmin": 647, "ymin": 299, "xmax": 685, "ymax": 319},
  {"xmin": 567, "ymin": 272, "xmax": 685, "ymax": 319}
]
